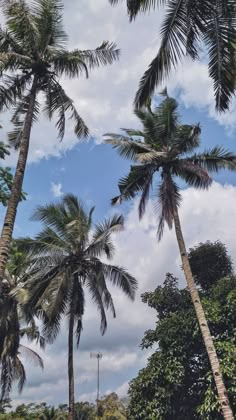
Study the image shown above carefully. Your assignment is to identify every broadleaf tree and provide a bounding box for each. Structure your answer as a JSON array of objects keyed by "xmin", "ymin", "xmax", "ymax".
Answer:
[{"xmin": 128, "ymin": 242, "xmax": 236, "ymax": 419}]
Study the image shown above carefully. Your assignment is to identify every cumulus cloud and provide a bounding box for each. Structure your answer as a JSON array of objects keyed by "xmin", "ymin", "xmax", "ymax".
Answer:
[
  {"xmin": 11, "ymin": 182, "xmax": 236, "ymax": 407},
  {"xmin": 51, "ymin": 182, "xmax": 63, "ymax": 198}
]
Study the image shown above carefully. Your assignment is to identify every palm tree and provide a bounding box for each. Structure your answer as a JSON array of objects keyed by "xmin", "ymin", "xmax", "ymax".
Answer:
[
  {"xmin": 109, "ymin": 0, "xmax": 236, "ymax": 111},
  {"xmin": 0, "ymin": 0, "xmax": 120, "ymax": 284},
  {"xmin": 14, "ymin": 194, "xmax": 137, "ymax": 420},
  {"xmin": 104, "ymin": 93, "xmax": 236, "ymax": 420},
  {"xmin": 0, "ymin": 243, "xmax": 44, "ymax": 401}
]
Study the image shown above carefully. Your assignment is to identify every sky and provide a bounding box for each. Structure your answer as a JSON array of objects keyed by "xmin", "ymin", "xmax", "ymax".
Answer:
[{"xmin": 1, "ymin": 0, "xmax": 236, "ymax": 409}]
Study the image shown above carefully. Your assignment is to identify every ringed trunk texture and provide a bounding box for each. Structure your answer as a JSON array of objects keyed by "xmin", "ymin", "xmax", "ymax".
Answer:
[
  {"xmin": 0, "ymin": 76, "xmax": 38, "ymax": 285},
  {"xmin": 173, "ymin": 207, "xmax": 234, "ymax": 420},
  {"xmin": 68, "ymin": 312, "xmax": 75, "ymax": 420}
]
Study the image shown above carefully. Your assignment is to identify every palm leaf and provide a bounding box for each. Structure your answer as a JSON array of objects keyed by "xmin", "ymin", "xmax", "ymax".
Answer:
[
  {"xmin": 204, "ymin": 1, "xmax": 236, "ymax": 111},
  {"xmin": 103, "ymin": 264, "xmax": 138, "ymax": 300},
  {"xmin": 19, "ymin": 344, "xmax": 43, "ymax": 370},
  {"xmin": 112, "ymin": 163, "xmax": 157, "ymax": 204},
  {"xmin": 189, "ymin": 147, "xmax": 236, "ymax": 172},
  {"xmin": 104, "ymin": 134, "xmax": 153, "ymax": 161},
  {"xmin": 3, "ymin": 0, "xmax": 39, "ymax": 54},
  {"xmin": 134, "ymin": 0, "xmax": 188, "ymax": 108},
  {"xmin": 43, "ymin": 77, "xmax": 89, "ymax": 140},
  {"xmin": 156, "ymin": 172, "xmax": 181, "ymax": 240},
  {"xmin": 33, "ymin": 0, "xmax": 67, "ymax": 51},
  {"xmin": 0, "ymin": 74, "xmax": 32, "ymax": 112},
  {"xmin": 172, "ymin": 159, "xmax": 212, "ymax": 189},
  {"xmin": 78, "ymin": 42, "xmax": 120, "ymax": 68}
]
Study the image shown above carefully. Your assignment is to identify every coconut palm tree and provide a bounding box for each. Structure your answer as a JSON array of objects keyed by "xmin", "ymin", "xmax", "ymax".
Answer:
[
  {"xmin": 0, "ymin": 243, "xmax": 44, "ymax": 401},
  {"xmin": 104, "ymin": 93, "xmax": 236, "ymax": 420},
  {"xmin": 14, "ymin": 194, "xmax": 137, "ymax": 420},
  {"xmin": 109, "ymin": 0, "xmax": 236, "ymax": 111},
  {"xmin": 0, "ymin": 0, "xmax": 120, "ymax": 284}
]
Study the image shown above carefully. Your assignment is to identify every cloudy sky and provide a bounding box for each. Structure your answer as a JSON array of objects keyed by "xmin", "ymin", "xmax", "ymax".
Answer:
[{"xmin": 1, "ymin": 0, "xmax": 236, "ymax": 409}]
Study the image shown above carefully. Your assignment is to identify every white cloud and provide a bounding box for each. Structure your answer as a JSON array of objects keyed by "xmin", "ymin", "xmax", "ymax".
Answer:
[{"xmin": 50, "ymin": 182, "xmax": 63, "ymax": 198}]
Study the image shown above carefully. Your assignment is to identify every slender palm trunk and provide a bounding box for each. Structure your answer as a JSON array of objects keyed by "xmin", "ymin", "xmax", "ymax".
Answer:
[
  {"xmin": 0, "ymin": 76, "xmax": 38, "ymax": 286},
  {"xmin": 68, "ymin": 311, "xmax": 75, "ymax": 420},
  {"xmin": 173, "ymin": 207, "xmax": 234, "ymax": 420}
]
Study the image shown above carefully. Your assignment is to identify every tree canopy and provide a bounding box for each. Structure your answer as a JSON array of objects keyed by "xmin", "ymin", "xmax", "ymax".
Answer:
[{"xmin": 128, "ymin": 242, "xmax": 236, "ymax": 419}]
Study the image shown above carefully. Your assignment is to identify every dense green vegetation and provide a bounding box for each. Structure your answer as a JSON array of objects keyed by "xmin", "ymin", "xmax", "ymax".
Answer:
[
  {"xmin": 0, "ymin": 392, "xmax": 127, "ymax": 419},
  {"xmin": 0, "ymin": 0, "xmax": 236, "ymax": 419},
  {"xmin": 128, "ymin": 242, "xmax": 236, "ymax": 419}
]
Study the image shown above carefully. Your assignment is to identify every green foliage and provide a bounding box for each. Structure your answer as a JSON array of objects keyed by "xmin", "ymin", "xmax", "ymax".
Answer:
[
  {"xmin": 128, "ymin": 244, "xmax": 236, "ymax": 419},
  {"xmin": 0, "ymin": 244, "xmax": 44, "ymax": 400},
  {"xmin": 97, "ymin": 393, "xmax": 127, "ymax": 419},
  {"xmin": 188, "ymin": 241, "xmax": 233, "ymax": 290},
  {"xmin": 109, "ymin": 0, "xmax": 236, "ymax": 112},
  {"xmin": 74, "ymin": 401, "xmax": 95, "ymax": 419},
  {"xmin": 0, "ymin": 141, "xmax": 26, "ymax": 206},
  {"xmin": 0, "ymin": 397, "xmax": 126, "ymax": 419}
]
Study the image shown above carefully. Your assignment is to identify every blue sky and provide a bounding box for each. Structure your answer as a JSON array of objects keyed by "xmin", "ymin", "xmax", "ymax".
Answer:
[{"xmin": 1, "ymin": 0, "xmax": 236, "ymax": 409}]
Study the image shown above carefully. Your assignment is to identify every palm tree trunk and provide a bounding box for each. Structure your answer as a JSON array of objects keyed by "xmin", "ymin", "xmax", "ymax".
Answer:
[
  {"xmin": 68, "ymin": 311, "xmax": 75, "ymax": 420},
  {"xmin": 173, "ymin": 207, "xmax": 234, "ymax": 420},
  {"xmin": 0, "ymin": 76, "xmax": 38, "ymax": 287}
]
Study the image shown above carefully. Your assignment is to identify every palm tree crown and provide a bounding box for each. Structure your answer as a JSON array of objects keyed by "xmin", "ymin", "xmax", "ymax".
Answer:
[
  {"xmin": 0, "ymin": 0, "xmax": 120, "ymax": 141},
  {"xmin": 13, "ymin": 194, "xmax": 137, "ymax": 419},
  {"xmin": 15, "ymin": 194, "xmax": 137, "ymax": 340},
  {"xmin": 0, "ymin": 244, "xmax": 44, "ymax": 401},
  {"xmin": 109, "ymin": 0, "xmax": 236, "ymax": 111},
  {"xmin": 105, "ymin": 92, "xmax": 236, "ymax": 238}
]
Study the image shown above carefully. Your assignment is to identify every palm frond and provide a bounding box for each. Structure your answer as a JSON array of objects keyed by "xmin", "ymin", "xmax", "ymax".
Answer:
[
  {"xmin": 19, "ymin": 344, "xmax": 43, "ymax": 370},
  {"xmin": 78, "ymin": 42, "xmax": 120, "ymax": 68},
  {"xmin": 189, "ymin": 146, "xmax": 236, "ymax": 172},
  {"xmin": 8, "ymin": 95, "xmax": 40, "ymax": 149},
  {"xmin": 14, "ymin": 356, "xmax": 26, "ymax": 394},
  {"xmin": 108, "ymin": 0, "xmax": 164, "ymax": 20},
  {"xmin": 134, "ymin": 0, "xmax": 188, "ymax": 108},
  {"xmin": 43, "ymin": 77, "xmax": 89, "ymax": 140},
  {"xmin": 172, "ymin": 159, "xmax": 212, "ymax": 189},
  {"xmin": 68, "ymin": 279, "xmax": 84, "ymax": 348},
  {"xmin": 104, "ymin": 134, "xmax": 152, "ymax": 161},
  {"xmin": 204, "ymin": 2, "xmax": 236, "ymax": 111},
  {"xmin": 156, "ymin": 172, "xmax": 181, "ymax": 240},
  {"xmin": 88, "ymin": 214, "xmax": 124, "ymax": 259},
  {"xmin": 3, "ymin": 0, "xmax": 39, "ymax": 54},
  {"xmin": 0, "ymin": 74, "xmax": 32, "ymax": 112},
  {"xmin": 170, "ymin": 124, "xmax": 201, "ymax": 155},
  {"xmin": 103, "ymin": 264, "xmax": 138, "ymax": 300},
  {"xmin": 85, "ymin": 276, "xmax": 108, "ymax": 335},
  {"xmin": 0, "ymin": 356, "xmax": 14, "ymax": 399},
  {"xmin": 0, "ymin": 27, "xmax": 25, "ymax": 55},
  {"xmin": 33, "ymin": 0, "xmax": 67, "ymax": 51},
  {"xmin": 0, "ymin": 51, "xmax": 32, "ymax": 72},
  {"xmin": 112, "ymin": 163, "xmax": 157, "ymax": 205},
  {"xmin": 52, "ymin": 50, "xmax": 89, "ymax": 78}
]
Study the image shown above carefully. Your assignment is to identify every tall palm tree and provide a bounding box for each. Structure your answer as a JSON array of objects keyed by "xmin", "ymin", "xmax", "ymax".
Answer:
[
  {"xmin": 0, "ymin": 0, "xmax": 120, "ymax": 284},
  {"xmin": 109, "ymin": 0, "xmax": 236, "ymax": 111},
  {"xmin": 104, "ymin": 93, "xmax": 236, "ymax": 420},
  {"xmin": 0, "ymin": 243, "xmax": 45, "ymax": 401},
  {"xmin": 14, "ymin": 194, "xmax": 137, "ymax": 420}
]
